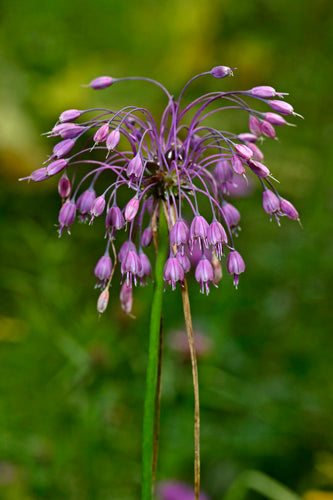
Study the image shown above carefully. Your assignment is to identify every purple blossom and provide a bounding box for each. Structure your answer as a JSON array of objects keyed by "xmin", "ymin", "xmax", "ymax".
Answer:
[
  {"xmin": 94, "ymin": 255, "xmax": 112, "ymax": 288},
  {"xmin": 195, "ymin": 256, "xmax": 216, "ymax": 295},
  {"xmin": 23, "ymin": 66, "xmax": 301, "ymax": 312},
  {"xmin": 164, "ymin": 256, "xmax": 185, "ymax": 291},
  {"xmin": 157, "ymin": 481, "xmax": 210, "ymax": 500}
]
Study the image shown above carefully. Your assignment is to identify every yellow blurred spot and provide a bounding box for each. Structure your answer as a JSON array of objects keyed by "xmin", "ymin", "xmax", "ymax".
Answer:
[
  {"xmin": 304, "ymin": 492, "xmax": 333, "ymax": 500},
  {"xmin": 0, "ymin": 317, "xmax": 27, "ymax": 342}
]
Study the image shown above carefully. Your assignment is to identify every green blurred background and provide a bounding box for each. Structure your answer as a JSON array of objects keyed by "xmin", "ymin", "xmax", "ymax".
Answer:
[{"xmin": 0, "ymin": 0, "xmax": 332, "ymax": 498}]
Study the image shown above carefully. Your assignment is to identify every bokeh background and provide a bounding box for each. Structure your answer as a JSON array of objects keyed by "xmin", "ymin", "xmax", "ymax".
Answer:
[{"xmin": 1, "ymin": 0, "xmax": 332, "ymax": 499}]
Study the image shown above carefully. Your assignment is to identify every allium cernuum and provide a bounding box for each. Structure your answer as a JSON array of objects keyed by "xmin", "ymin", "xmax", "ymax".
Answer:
[{"xmin": 20, "ymin": 65, "xmax": 301, "ymax": 313}]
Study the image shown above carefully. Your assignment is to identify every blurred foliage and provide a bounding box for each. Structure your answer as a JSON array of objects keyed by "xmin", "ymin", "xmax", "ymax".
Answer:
[{"xmin": 0, "ymin": 0, "xmax": 332, "ymax": 499}]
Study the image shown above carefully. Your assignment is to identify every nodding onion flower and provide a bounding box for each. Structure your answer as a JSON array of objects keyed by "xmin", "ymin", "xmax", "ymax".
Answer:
[{"xmin": 20, "ymin": 65, "xmax": 301, "ymax": 313}]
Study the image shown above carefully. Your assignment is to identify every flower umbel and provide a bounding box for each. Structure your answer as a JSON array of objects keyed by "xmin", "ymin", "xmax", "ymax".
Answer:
[{"xmin": 21, "ymin": 66, "xmax": 301, "ymax": 313}]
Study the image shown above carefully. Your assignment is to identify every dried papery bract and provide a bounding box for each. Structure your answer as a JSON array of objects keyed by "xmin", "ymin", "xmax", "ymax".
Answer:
[{"xmin": 22, "ymin": 65, "xmax": 302, "ymax": 500}]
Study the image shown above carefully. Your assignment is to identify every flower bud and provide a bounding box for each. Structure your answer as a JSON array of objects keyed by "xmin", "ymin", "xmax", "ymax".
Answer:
[
  {"xmin": 106, "ymin": 129, "xmax": 120, "ymax": 150},
  {"xmin": 76, "ymin": 188, "xmax": 96, "ymax": 216},
  {"xmin": 248, "ymin": 160, "xmax": 270, "ymax": 178},
  {"xmin": 124, "ymin": 197, "xmax": 140, "ymax": 222},
  {"xmin": 280, "ymin": 198, "xmax": 299, "ymax": 220},
  {"xmin": 264, "ymin": 112, "xmax": 287, "ymax": 126},
  {"xmin": 89, "ymin": 76, "xmax": 113, "ymax": 90},
  {"xmin": 47, "ymin": 159, "xmax": 68, "ymax": 176},
  {"xmin": 93, "ymin": 124, "xmax": 109, "ymax": 144},
  {"xmin": 120, "ymin": 282, "xmax": 133, "ymax": 314},
  {"xmin": 58, "ymin": 174, "xmax": 71, "ymax": 199},
  {"xmin": 138, "ymin": 250, "xmax": 152, "ymax": 285},
  {"xmin": 238, "ymin": 133, "xmax": 258, "ymax": 143},
  {"xmin": 211, "ymin": 66, "xmax": 234, "ymax": 78},
  {"xmin": 249, "ymin": 115, "xmax": 262, "ymax": 136},
  {"xmin": 105, "ymin": 206, "xmax": 125, "ymax": 231},
  {"xmin": 246, "ymin": 142, "xmax": 264, "ymax": 162},
  {"xmin": 250, "ymin": 86, "xmax": 285, "ymax": 99},
  {"xmin": 231, "ymin": 155, "xmax": 245, "ymax": 175},
  {"xmin": 269, "ymin": 100, "xmax": 294, "ymax": 115},
  {"xmin": 97, "ymin": 289, "xmax": 109, "ymax": 314},
  {"xmin": 52, "ymin": 123, "xmax": 83, "ymax": 139},
  {"xmin": 262, "ymin": 189, "xmax": 280, "ymax": 215},
  {"xmin": 141, "ymin": 227, "xmax": 153, "ymax": 247},
  {"xmin": 234, "ymin": 144, "xmax": 253, "ymax": 160},
  {"xmin": 59, "ymin": 109, "xmax": 81, "ymax": 123},
  {"xmin": 215, "ymin": 160, "xmax": 233, "ymax": 183},
  {"xmin": 94, "ymin": 254, "xmax": 112, "ymax": 288},
  {"xmin": 53, "ymin": 139, "xmax": 75, "ymax": 158},
  {"xmin": 221, "ymin": 202, "xmax": 241, "ymax": 229},
  {"xmin": 261, "ymin": 121, "xmax": 276, "ymax": 138},
  {"xmin": 126, "ymin": 155, "xmax": 143, "ymax": 179},
  {"xmin": 90, "ymin": 196, "xmax": 106, "ymax": 221},
  {"xmin": 19, "ymin": 167, "xmax": 48, "ymax": 182}
]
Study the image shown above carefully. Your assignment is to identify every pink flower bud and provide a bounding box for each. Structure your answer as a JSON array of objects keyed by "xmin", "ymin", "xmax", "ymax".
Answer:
[
  {"xmin": 269, "ymin": 100, "xmax": 294, "ymax": 115},
  {"xmin": 249, "ymin": 115, "xmax": 262, "ymax": 136},
  {"xmin": 126, "ymin": 155, "xmax": 143, "ymax": 179},
  {"xmin": 141, "ymin": 227, "xmax": 153, "ymax": 247},
  {"xmin": 238, "ymin": 133, "xmax": 258, "ymax": 143},
  {"xmin": 47, "ymin": 159, "xmax": 68, "ymax": 176},
  {"xmin": 215, "ymin": 160, "xmax": 233, "ymax": 183},
  {"xmin": 211, "ymin": 66, "xmax": 234, "ymax": 78},
  {"xmin": 234, "ymin": 144, "xmax": 253, "ymax": 160},
  {"xmin": 261, "ymin": 121, "xmax": 276, "ymax": 138},
  {"xmin": 93, "ymin": 124, "xmax": 109, "ymax": 144},
  {"xmin": 59, "ymin": 109, "xmax": 81, "ymax": 123},
  {"xmin": 97, "ymin": 289, "xmax": 109, "ymax": 314},
  {"xmin": 89, "ymin": 76, "xmax": 113, "ymax": 90},
  {"xmin": 90, "ymin": 196, "xmax": 106, "ymax": 222},
  {"xmin": 53, "ymin": 139, "xmax": 75, "ymax": 158},
  {"xmin": 248, "ymin": 160, "xmax": 270, "ymax": 178},
  {"xmin": 231, "ymin": 155, "xmax": 245, "ymax": 175},
  {"xmin": 264, "ymin": 112, "xmax": 287, "ymax": 126},
  {"xmin": 246, "ymin": 142, "xmax": 264, "ymax": 162},
  {"xmin": 250, "ymin": 86, "xmax": 286, "ymax": 99},
  {"xmin": 58, "ymin": 174, "xmax": 71, "ymax": 199},
  {"xmin": 106, "ymin": 129, "xmax": 120, "ymax": 150},
  {"xmin": 280, "ymin": 198, "xmax": 299, "ymax": 219},
  {"xmin": 120, "ymin": 282, "xmax": 133, "ymax": 314},
  {"xmin": 124, "ymin": 197, "xmax": 139, "ymax": 222}
]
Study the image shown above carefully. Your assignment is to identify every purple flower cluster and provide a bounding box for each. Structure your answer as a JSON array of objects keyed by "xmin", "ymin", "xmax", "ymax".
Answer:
[{"xmin": 20, "ymin": 66, "xmax": 301, "ymax": 314}]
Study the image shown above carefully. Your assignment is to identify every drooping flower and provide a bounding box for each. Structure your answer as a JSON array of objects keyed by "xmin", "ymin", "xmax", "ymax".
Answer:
[{"xmin": 21, "ymin": 66, "xmax": 301, "ymax": 312}]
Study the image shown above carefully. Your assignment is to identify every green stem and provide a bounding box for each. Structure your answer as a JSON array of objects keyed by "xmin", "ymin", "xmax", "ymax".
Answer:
[{"xmin": 142, "ymin": 203, "xmax": 168, "ymax": 500}]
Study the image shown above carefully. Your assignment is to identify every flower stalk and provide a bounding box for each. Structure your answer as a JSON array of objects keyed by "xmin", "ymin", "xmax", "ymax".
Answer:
[{"xmin": 142, "ymin": 202, "xmax": 168, "ymax": 500}]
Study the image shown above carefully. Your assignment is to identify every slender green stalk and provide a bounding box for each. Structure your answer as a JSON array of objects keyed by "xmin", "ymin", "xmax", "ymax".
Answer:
[
  {"xmin": 223, "ymin": 470, "xmax": 301, "ymax": 500},
  {"xmin": 142, "ymin": 204, "xmax": 168, "ymax": 500}
]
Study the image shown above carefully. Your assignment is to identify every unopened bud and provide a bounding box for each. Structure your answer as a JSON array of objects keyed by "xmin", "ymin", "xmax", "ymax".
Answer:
[
  {"xmin": 90, "ymin": 76, "xmax": 113, "ymax": 90},
  {"xmin": 59, "ymin": 109, "xmax": 81, "ymax": 123},
  {"xmin": 211, "ymin": 66, "xmax": 234, "ymax": 78},
  {"xmin": 124, "ymin": 197, "xmax": 140, "ymax": 222},
  {"xmin": 97, "ymin": 289, "xmax": 109, "ymax": 314},
  {"xmin": 58, "ymin": 174, "xmax": 71, "ymax": 199}
]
